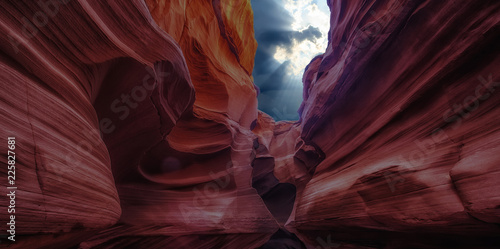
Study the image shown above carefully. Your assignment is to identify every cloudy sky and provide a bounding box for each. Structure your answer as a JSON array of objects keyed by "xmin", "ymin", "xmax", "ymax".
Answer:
[{"xmin": 251, "ymin": 0, "xmax": 330, "ymax": 120}]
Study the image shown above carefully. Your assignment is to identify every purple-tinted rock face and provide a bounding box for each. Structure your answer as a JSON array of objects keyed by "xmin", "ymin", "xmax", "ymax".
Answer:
[
  {"xmin": 290, "ymin": 0, "xmax": 500, "ymax": 248},
  {"xmin": 0, "ymin": 0, "xmax": 499, "ymax": 248}
]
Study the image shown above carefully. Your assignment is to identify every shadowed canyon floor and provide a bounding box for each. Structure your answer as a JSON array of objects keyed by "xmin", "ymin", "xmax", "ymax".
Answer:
[{"xmin": 0, "ymin": 0, "xmax": 499, "ymax": 248}]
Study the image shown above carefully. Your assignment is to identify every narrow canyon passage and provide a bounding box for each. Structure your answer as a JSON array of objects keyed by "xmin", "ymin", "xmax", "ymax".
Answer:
[{"xmin": 0, "ymin": 0, "xmax": 499, "ymax": 249}]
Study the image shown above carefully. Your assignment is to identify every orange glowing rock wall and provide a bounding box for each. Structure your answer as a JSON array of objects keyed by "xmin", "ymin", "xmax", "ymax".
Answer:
[{"xmin": 146, "ymin": 0, "xmax": 258, "ymax": 125}]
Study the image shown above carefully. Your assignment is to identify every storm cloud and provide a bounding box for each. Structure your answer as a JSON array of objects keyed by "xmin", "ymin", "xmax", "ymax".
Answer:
[{"xmin": 258, "ymin": 26, "xmax": 322, "ymax": 50}]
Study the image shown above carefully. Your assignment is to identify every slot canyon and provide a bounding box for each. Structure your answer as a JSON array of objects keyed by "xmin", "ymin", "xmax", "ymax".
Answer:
[{"xmin": 0, "ymin": 0, "xmax": 499, "ymax": 248}]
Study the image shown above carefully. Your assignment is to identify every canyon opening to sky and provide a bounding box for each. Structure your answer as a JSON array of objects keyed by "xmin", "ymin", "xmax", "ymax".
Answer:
[{"xmin": 252, "ymin": 0, "xmax": 330, "ymax": 120}]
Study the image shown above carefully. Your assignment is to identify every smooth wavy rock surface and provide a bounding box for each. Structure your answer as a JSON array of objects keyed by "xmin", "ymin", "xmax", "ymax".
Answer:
[{"xmin": 0, "ymin": 0, "xmax": 275, "ymax": 248}]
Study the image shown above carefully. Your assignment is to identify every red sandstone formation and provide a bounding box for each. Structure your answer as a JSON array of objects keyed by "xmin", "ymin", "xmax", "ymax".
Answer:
[{"xmin": 0, "ymin": 0, "xmax": 499, "ymax": 248}]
